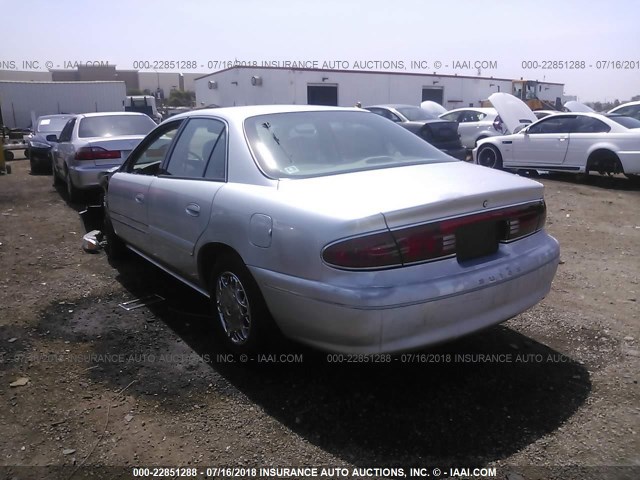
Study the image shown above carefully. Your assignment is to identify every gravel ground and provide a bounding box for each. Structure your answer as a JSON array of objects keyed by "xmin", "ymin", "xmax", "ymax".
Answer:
[{"xmin": 0, "ymin": 157, "xmax": 638, "ymax": 480}]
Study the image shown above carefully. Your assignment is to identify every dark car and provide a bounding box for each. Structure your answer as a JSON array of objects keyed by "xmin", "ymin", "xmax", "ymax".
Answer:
[
  {"xmin": 364, "ymin": 104, "xmax": 466, "ymax": 160},
  {"xmin": 27, "ymin": 114, "xmax": 74, "ymax": 174}
]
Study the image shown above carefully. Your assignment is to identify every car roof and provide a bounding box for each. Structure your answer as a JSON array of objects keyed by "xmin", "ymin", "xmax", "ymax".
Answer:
[
  {"xmin": 76, "ymin": 111, "xmax": 153, "ymax": 119},
  {"xmin": 365, "ymin": 104, "xmax": 418, "ymax": 109},
  {"xmin": 609, "ymin": 100, "xmax": 640, "ymax": 111},
  {"xmin": 37, "ymin": 114, "xmax": 74, "ymax": 120},
  {"xmin": 168, "ymin": 104, "xmax": 360, "ymax": 122},
  {"xmin": 445, "ymin": 107, "xmax": 497, "ymax": 114}
]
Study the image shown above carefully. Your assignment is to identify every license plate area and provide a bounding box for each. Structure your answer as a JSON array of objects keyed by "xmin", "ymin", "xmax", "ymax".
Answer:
[{"xmin": 456, "ymin": 221, "xmax": 500, "ymax": 262}]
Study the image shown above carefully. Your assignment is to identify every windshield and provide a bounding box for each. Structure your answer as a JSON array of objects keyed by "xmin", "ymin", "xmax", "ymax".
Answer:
[
  {"xmin": 244, "ymin": 111, "xmax": 454, "ymax": 179},
  {"xmin": 78, "ymin": 115, "xmax": 156, "ymax": 138},
  {"xmin": 608, "ymin": 115, "xmax": 640, "ymax": 129},
  {"xmin": 36, "ymin": 116, "xmax": 73, "ymax": 133},
  {"xmin": 396, "ymin": 106, "xmax": 437, "ymax": 121}
]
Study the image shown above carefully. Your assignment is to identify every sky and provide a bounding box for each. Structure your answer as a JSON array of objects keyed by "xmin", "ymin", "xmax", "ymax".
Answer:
[{"xmin": 5, "ymin": 0, "xmax": 640, "ymax": 102}]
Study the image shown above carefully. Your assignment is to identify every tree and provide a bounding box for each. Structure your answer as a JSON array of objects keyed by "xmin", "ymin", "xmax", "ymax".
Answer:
[{"xmin": 167, "ymin": 90, "xmax": 195, "ymax": 107}]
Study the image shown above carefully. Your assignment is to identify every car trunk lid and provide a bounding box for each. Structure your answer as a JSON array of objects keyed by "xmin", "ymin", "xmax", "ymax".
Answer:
[
  {"xmin": 277, "ymin": 161, "xmax": 544, "ymax": 229},
  {"xmin": 80, "ymin": 135, "xmax": 146, "ymax": 166}
]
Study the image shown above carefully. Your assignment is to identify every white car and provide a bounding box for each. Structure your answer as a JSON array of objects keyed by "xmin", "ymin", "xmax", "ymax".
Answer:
[
  {"xmin": 609, "ymin": 100, "xmax": 640, "ymax": 121},
  {"xmin": 533, "ymin": 110, "xmax": 560, "ymax": 119},
  {"xmin": 473, "ymin": 93, "xmax": 640, "ymax": 181},
  {"xmin": 439, "ymin": 107, "xmax": 505, "ymax": 149},
  {"xmin": 564, "ymin": 101, "xmax": 595, "ymax": 113}
]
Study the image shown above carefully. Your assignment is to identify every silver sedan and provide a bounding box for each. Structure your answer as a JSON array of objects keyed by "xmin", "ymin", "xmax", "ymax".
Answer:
[
  {"xmin": 52, "ymin": 112, "xmax": 156, "ymax": 202},
  {"xmin": 103, "ymin": 105, "xmax": 559, "ymax": 354}
]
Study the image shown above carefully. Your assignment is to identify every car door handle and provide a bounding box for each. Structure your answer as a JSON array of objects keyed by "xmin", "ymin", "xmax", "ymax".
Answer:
[
  {"xmin": 135, "ymin": 193, "xmax": 145, "ymax": 204},
  {"xmin": 185, "ymin": 203, "xmax": 200, "ymax": 216},
  {"xmin": 559, "ymin": 137, "xmax": 567, "ymax": 142}
]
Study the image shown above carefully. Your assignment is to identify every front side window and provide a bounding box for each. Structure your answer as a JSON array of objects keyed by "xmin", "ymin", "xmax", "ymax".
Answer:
[
  {"xmin": 165, "ymin": 118, "xmax": 226, "ymax": 178},
  {"xmin": 611, "ymin": 106, "xmax": 640, "ymax": 120},
  {"xmin": 127, "ymin": 121, "xmax": 182, "ymax": 175},
  {"xmin": 459, "ymin": 111, "xmax": 486, "ymax": 122},
  {"xmin": 244, "ymin": 110, "xmax": 453, "ymax": 179},
  {"xmin": 527, "ymin": 116, "xmax": 576, "ymax": 134}
]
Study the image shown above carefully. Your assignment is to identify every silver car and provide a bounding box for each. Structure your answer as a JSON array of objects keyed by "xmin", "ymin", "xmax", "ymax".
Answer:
[
  {"xmin": 439, "ymin": 107, "xmax": 505, "ymax": 149},
  {"xmin": 52, "ymin": 112, "xmax": 156, "ymax": 202},
  {"xmin": 103, "ymin": 105, "xmax": 559, "ymax": 354}
]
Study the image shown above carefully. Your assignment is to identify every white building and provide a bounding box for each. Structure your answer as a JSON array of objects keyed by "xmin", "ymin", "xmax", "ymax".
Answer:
[{"xmin": 195, "ymin": 66, "xmax": 565, "ymax": 109}]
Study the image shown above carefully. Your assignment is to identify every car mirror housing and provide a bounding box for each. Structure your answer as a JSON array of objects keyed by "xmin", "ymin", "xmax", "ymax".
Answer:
[{"xmin": 46, "ymin": 134, "xmax": 58, "ymax": 142}]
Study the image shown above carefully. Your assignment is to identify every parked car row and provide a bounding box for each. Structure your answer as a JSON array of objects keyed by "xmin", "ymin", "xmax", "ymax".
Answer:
[
  {"xmin": 32, "ymin": 94, "xmax": 639, "ymax": 355},
  {"xmin": 472, "ymin": 93, "xmax": 640, "ymax": 181}
]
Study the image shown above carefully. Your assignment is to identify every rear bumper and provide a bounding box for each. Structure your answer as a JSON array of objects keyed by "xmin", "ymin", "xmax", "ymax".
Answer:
[
  {"xmin": 251, "ymin": 232, "xmax": 559, "ymax": 354},
  {"xmin": 29, "ymin": 147, "xmax": 52, "ymax": 169},
  {"xmin": 69, "ymin": 163, "xmax": 120, "ymax": 189},
  {"xmin": 442, "ymin": 147, "xmax": 468, "ymax": 161}
]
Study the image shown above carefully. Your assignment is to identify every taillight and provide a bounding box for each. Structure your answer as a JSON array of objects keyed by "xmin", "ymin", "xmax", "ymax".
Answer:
[
  {"xmin": 393, "ymin": 223, "xmax": 456, "ymax": 264},
  {"xmin": 501, "ymin": 202, "xmax": 546, "ymax": 241},
  {"xmin": 322, "ymin": 201, "xmax": 546, "ymax": 270},
  {"xmin": 493, "ymin": 115, "xmax": 505, "ymax": 134},
  {"xmin": 75, "ymin": 147, "xmax": 121, "ymax": 161},
  {"xmin": 322, "ymin": 231, "xmax": 401, "ymax": 269}
]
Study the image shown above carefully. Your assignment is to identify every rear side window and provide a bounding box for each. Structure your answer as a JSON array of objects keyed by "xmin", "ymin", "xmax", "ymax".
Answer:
[
  {"xmin": 608, "ymin": 115, "xmax": 640, "ymax": 129},
  {"xmin": 58, "ymin": 118, "xmax": 76, "ymax": 142},
  {"xmin": 440, "ymin": 112, "xmax": 460, "ymax": 122},
  {"xmin": 165, "ymin": 118, "xmax": 225, "ymax": 178},
  {"xmin": 571, "ymin": 116, "xmax": 610, "ymax": 133},
  {"xmin": 78, "ymin": 115, "xmax": 156, "ymax": 138}
]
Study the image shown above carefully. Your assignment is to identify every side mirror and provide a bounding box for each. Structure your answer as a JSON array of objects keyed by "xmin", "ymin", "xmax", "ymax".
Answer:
[
  {"xmin": 46, "ymin": 134, "xmax": 58, "ymax": 142},
  {"xmin": 513, "ymin": 125, "xmax": 527, "ymax": 134}
]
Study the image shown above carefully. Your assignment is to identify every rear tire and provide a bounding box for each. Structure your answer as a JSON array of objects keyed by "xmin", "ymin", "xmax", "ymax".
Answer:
[
  {"xmin": 209, "ymin": 256, "xmax": 274, "ymax": 354},
  {"xmin": 477, "ymin": 144, "xmax": 503, "ymax": 169},
  {"xmin": 65, "ymin": 169, "xmax": 83, "ymax": 203},
  {"xmin": 52, "ymin": 157, "xmax": 63, "ymax": 185}
]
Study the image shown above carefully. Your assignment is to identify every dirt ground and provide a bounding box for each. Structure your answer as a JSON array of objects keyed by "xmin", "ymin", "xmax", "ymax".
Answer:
[{"xmin": 0, "ymin": 155, "xmax": 638, "ymax": 480}]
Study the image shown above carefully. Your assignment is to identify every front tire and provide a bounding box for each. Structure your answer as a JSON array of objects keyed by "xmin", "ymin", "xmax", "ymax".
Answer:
[
  {"xmin": 477, "ymin": 144, "xmax": 503, "ymax": 169},
  {"xmin": 103, "ymin": 209, "xmax": 127, "ymax": 262},
  {"xmin": 209, "ymin": 256, "xmax": 274, "ymax": 354}
]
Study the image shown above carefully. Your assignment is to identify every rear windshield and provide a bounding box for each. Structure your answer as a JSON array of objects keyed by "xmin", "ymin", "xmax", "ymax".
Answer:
[
  {"xmin": 244, "ymin": 110, "xmax": 454, "ymax": 179},
  {"xmin": 607, "ymin": 115, "xmax": 640, "ymax": 129},
  {"xmin": 78, "ymin": 115, "xmax": 156, "ymax": 138},
  {"xmin": 396, "ymin": 106, "xmax": 437, "ymax": 121},
  {"xmin": 37, "ymin": 116, "xmax": 73, "ymax": 133}
]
